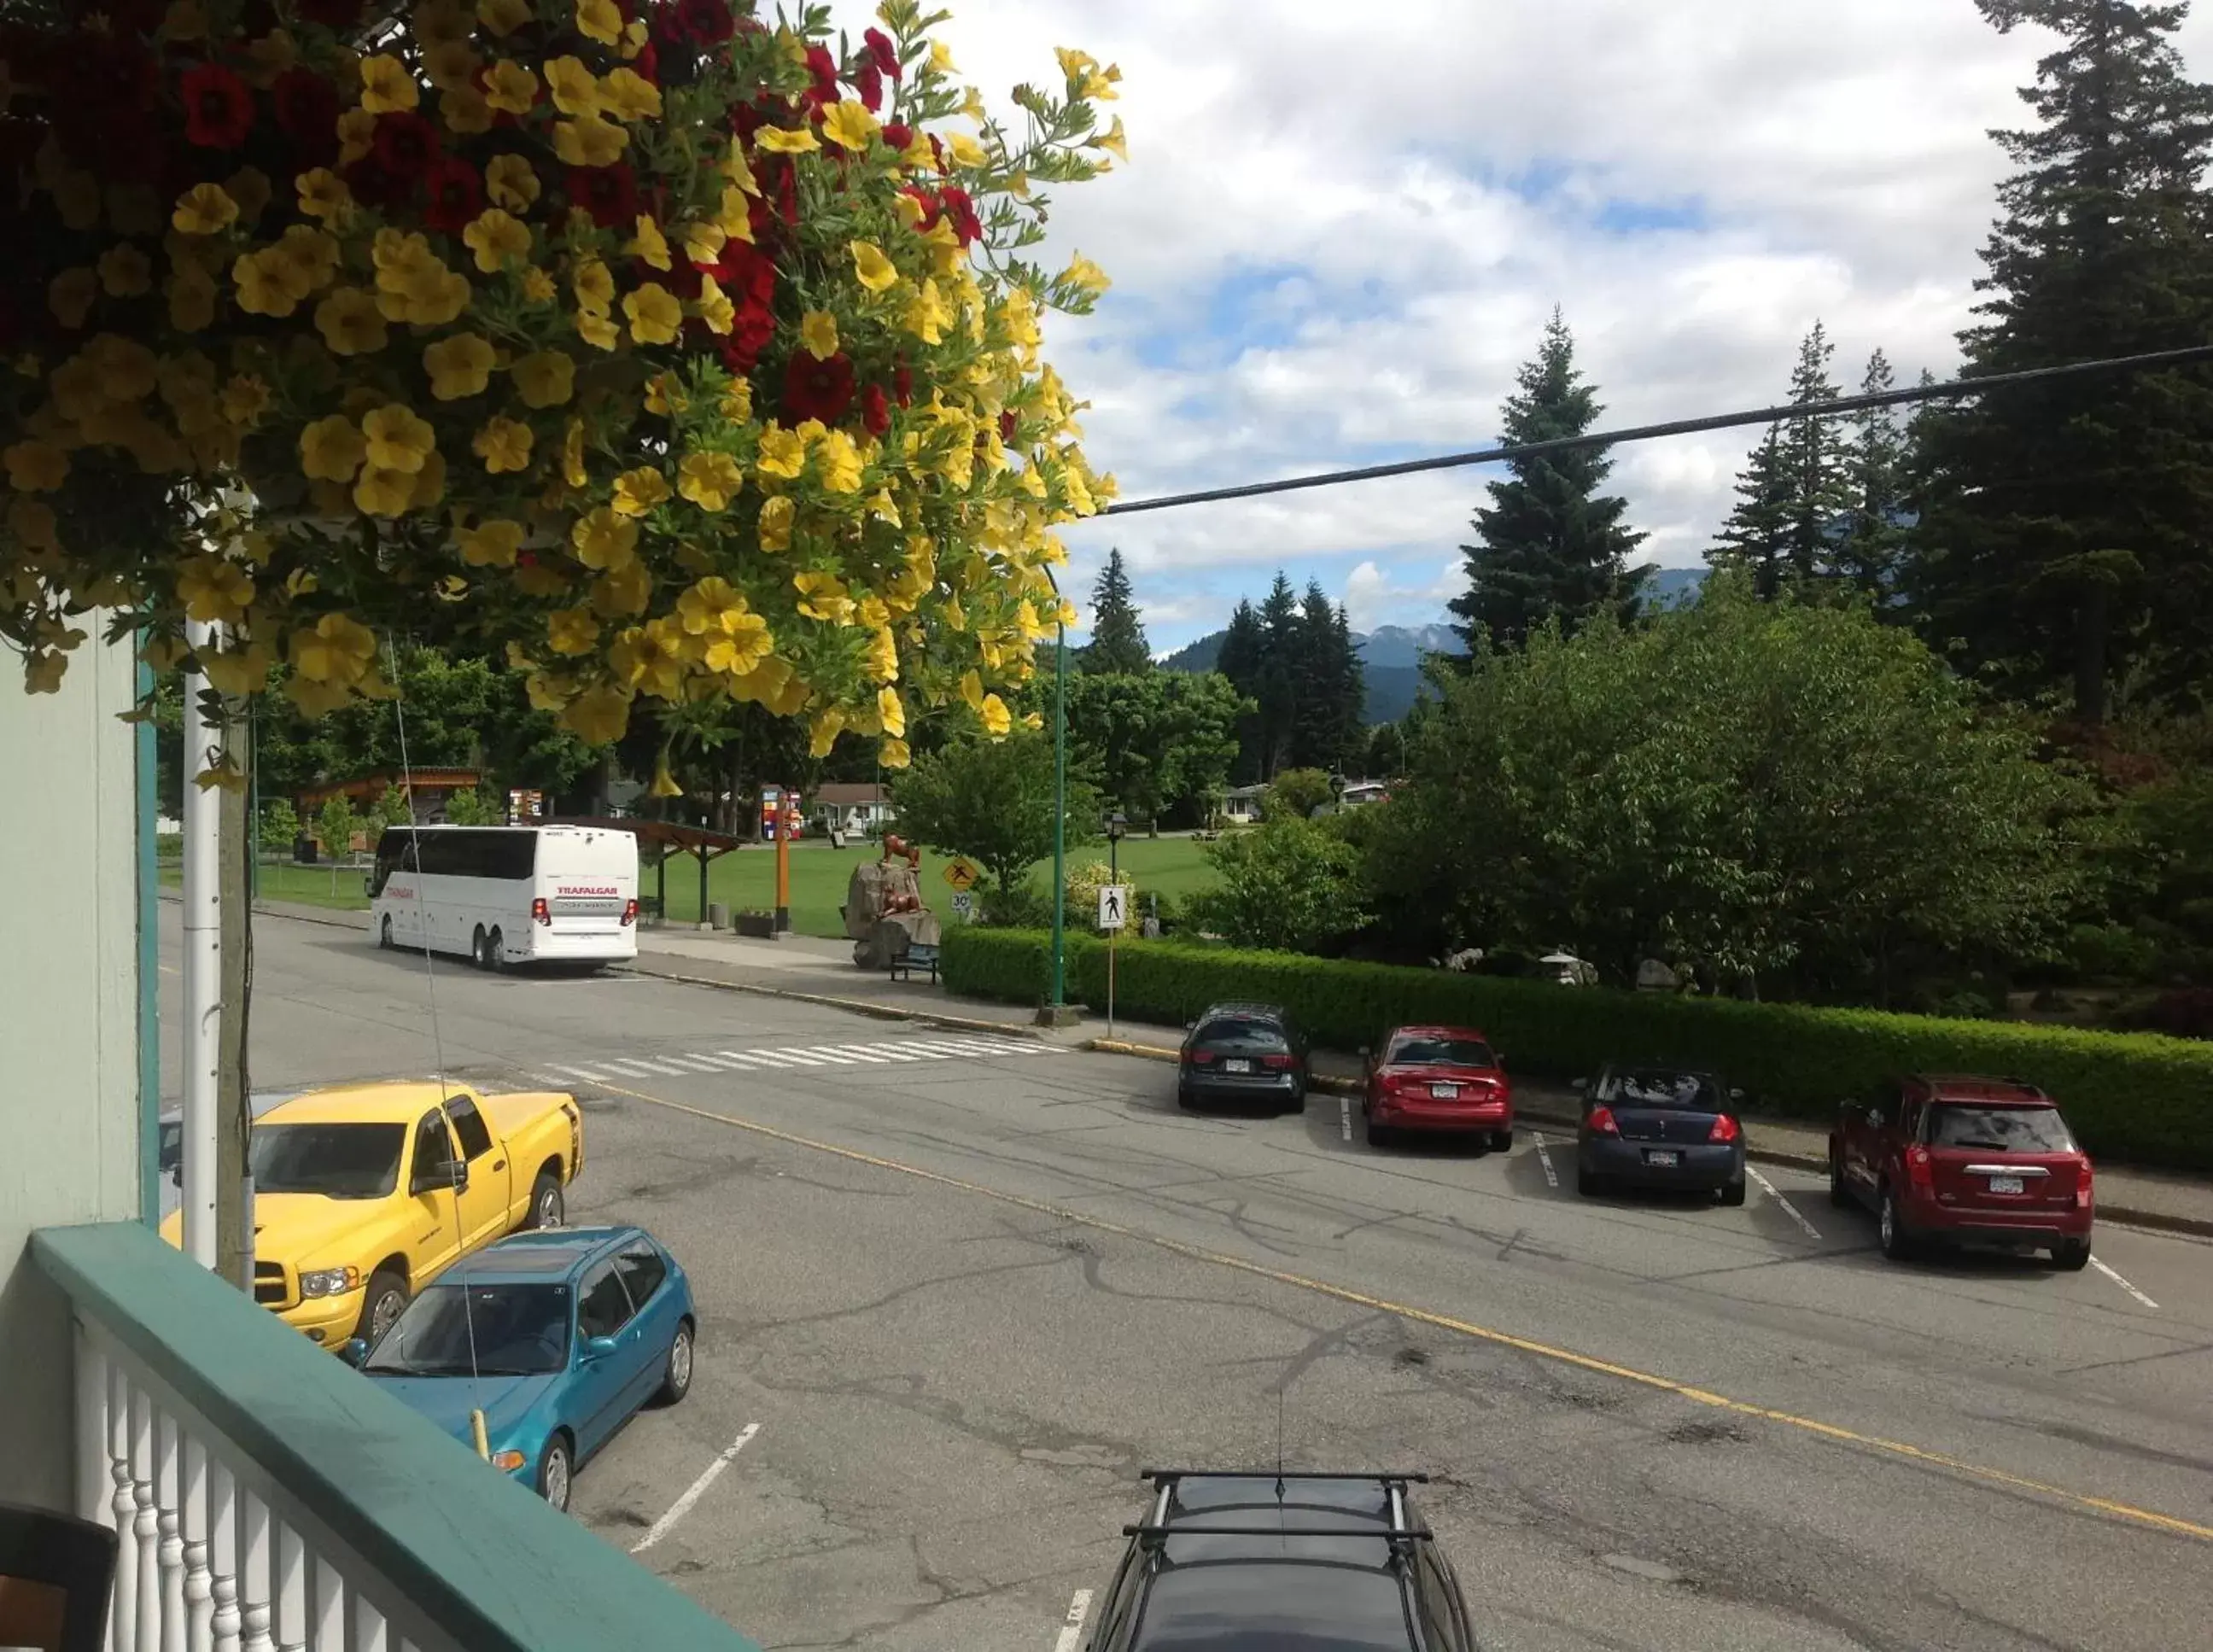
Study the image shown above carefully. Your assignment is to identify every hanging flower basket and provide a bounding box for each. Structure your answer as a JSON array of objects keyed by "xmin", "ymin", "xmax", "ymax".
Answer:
[{"xmin": 0, "ymin": 0, "xmax": 1125, "ymax": 771}]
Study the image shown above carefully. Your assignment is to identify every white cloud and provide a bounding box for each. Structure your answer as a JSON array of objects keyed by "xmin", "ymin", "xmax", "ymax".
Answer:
[{"xmin": 832, "ymin": 1, "xmax": 2213, "ymax": 639}]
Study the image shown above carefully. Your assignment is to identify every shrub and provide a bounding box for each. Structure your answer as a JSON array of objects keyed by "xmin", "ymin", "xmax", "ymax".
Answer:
[
  {"xmin": 2127, "ymin": 988, "xmax": 2213, "ymax": 1042},
  {"xmin": 945, "ymin": 930, "xmax": 2213, "ymax": 1167},
  {"xmin": 1185, "ymin": 816, "xmax": 1369, "ymax": 953},
  {"xmin": 1066, "ymin": 860, "xmax": 1139, "ymax": 932},
  {"xmin": 978, "ymin": 884, "xmax": 1054, "ymax": 930},
  {"xmin": 1259, "ymin": 768, "xmax": 1336, "ymax": 822}
]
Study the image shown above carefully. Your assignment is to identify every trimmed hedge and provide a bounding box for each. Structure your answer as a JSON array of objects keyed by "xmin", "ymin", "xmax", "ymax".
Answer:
[{"xmin": 942, "ymin": 929, "xmax": 2213, "ymax": 1170}]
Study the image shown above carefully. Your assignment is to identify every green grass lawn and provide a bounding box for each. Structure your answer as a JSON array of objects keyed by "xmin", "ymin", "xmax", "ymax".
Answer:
[
  {"xmin": 169, "ymin": 833, "xmax": 1222, "ymax": 939},
  {"xmin": 652, "ymin": 834, "xmax": 1217, "ymax": 937}
]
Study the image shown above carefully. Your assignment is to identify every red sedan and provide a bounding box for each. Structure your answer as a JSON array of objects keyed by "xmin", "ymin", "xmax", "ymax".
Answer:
[{"xmin": 1362, "ymin": 1025, "xmax": 1513, "ymax": 1149}]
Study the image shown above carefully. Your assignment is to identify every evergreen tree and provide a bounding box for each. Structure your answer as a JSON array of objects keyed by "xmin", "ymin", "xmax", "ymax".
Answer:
[
  {"xmin": 1907, "ymin": 0, "xmax": 2213, "ymax": 723},
  {"xmin": 1708, "ymin": 425, "xmax": 1792, "ymax": 598},
  {"xmin": 1836, "ymin": 348, "xmax": 1912, "ymax": 598},
  {"xmin": 1289, "ymin": 582, "xmax": 1363, "ymax": 769},
  {"xmin": 1215, "ymin": 599, "xmax": 1269, "ymax": 783},
  {"xmin": 1449, "ymin": 310, "xmax": 1650, "ymax": 650},
  {"xmin": 1080, "ymin": 547, "xmax": 1153, "ymax": 674},
  {"xmin": 1256, "ymin": 572, "xmax": 1303, "ymax": 778},
  {"xmin": 1778, "ymin": 322, "xmax": 1856, "ymax": 587}
]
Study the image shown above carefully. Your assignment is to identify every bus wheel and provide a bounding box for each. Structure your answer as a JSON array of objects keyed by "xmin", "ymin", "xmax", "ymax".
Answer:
[
  {"xmin": 485, "ymin": 928, "xmax": 505, "ymax": 972},
  {"xmin": 379, "ymin": 915, "xmax": 393, "ymax": 950},
  {"xmin": 471, "ymin": 926, "xmax": 492, "ymax": 970}
]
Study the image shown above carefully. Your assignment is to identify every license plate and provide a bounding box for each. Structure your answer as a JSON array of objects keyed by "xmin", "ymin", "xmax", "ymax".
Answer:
[
  {"xmin": 1986, "ymin": 1174, "xmax": 2024, "ymax": 1195},
  {"xmin": 1430, "ymin": 1083, "xmax": 1458, "ymax": 1099},
  {"xmin": 1646, "ymin": 1150, "xmax": 1679, "ymax": 1168},
  {"xmin": 1223, "ymin": 1059, "xmax": 1251, "ymax": 1074}
]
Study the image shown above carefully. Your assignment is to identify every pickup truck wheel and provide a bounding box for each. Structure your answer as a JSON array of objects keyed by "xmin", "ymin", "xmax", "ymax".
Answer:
[
  {"xmin": 656, "ymin": 1319, "xmax": 695, "ymax": 1405},
  {"xmin": 1829, "ymin": 1147, "xmax": 1853, "ymax": 1209},
  {"xmin": 1877, "ymin": 1185, "xmax": 1918, "ymax": 1262},
  {"xmin": 528, "ymin": 1170, "xmax": 565, "ymax": 1230},
  {"xmin": 358, "ymin": 1270, "xmax": 408, "ymax": 1343},
  {"xmin": 378, "ymin": 915, "xmax": 394, "ymax": 950},
  {"xmin": 537, "ymin": 1435, "xmax": 572, "ymax": 1512}
]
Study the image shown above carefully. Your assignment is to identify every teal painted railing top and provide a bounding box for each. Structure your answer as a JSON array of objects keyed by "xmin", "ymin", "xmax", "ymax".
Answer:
[{"xmin": 33, "ymin": 1223, "xmax": 761, "ymax": 1652}]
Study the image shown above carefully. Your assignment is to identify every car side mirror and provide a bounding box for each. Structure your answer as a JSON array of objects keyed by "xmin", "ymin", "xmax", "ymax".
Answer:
[
  {"xmin": 336, "ymin": 1338, "xmax": 370, "ymax": 1368},
  {"xmin": 1730, "ymin": 1088, "xmax": 1745, "ymax": 1102},
  {"xmin": 411, "ymin": 1161, "xmax": 467, "ymax": 1195},
  {"xmin": 1571, "ymin": 1077, "xmax": 1587, "ymax": 1092},
  {"xmin": 581, "ymin": 1335, "xmax": 619, "ymax": 1363}
]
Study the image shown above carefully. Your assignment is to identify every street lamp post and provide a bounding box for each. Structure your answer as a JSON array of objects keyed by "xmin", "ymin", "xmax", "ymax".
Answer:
[
  {"xmin": 1329, "ymin": 769, "xmax": 1346, "ymax": 814},
  {"xmin": 1103, "ymin": 809, "xmax": 1127, "ymax": 1040}
]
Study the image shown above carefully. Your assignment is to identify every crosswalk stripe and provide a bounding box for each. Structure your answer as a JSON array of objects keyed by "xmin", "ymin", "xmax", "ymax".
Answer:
[
  {"xmin": 669, "ymin": 1055, "xmax": 732, "ymax": 1072},
  {"xmin": 817, "ymin": 1046, "xmax": 892, "ymax": 1062},
  {"xmin": 546, "ymin": 1064, "xmax": 608, "ymax": 1082},
  {"xmin": 754, "ymin": 1049, "xmax": 831, "ymax": 1066},
  {"xmin": 715, "ymin": 1050, "xmax": 773, "ymax": 1066},
  {"xmin": 615, "ymin": 1058, "xmax": 688, "ymax": 1077},
  {"xmin": 790, "ymin": 1048, "xmax": 861, "ymax": 1064},
  {"xmin": 848, "ymin": 1044, "xmax": 926, "ymax": 1061}
]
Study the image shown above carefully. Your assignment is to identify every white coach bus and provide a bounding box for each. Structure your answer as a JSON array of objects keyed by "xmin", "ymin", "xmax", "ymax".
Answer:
[{"xmin": 367, "ymin": 823, "xmax": 639, "ymax": 969}]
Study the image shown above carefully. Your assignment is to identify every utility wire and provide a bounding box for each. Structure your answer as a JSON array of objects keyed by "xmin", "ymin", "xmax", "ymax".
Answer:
[{"xmin": 1100, "ymin": 342, "xmax": 2213, "ymax": 517}]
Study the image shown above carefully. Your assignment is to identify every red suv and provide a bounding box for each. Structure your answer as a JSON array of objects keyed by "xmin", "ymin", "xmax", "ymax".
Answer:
[{"xmin": 1829, "ymin": 1075, "xmax": 2093, "ymax": 1268}]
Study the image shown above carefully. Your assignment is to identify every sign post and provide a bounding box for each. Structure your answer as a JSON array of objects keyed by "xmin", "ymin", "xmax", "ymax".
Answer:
[{"xmin": 1098, "ymin": 884, "xmax": 1130, "ymax": 1038}]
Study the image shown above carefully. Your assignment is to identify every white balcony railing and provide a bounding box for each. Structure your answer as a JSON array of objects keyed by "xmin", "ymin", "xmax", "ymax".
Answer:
[{"xmin": 35, "ymin": 1223, "xmax": 759, "ymax": 1652}]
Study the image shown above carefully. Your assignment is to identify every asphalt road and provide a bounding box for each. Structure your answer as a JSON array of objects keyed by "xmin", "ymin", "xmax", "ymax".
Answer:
[{"xmin": 164, "ymin": 908, "xmax": 2213, "ymax": 1652}]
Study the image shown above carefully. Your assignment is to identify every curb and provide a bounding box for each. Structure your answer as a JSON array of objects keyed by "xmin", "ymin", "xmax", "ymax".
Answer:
[{"xmin": 1081, "ymin": 1037, "xmax": 2211, "ymax": 1240}]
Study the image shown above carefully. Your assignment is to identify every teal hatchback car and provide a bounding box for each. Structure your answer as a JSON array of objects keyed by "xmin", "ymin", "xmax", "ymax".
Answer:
[{"xmin": 345, "ymin": 1224, "xmax": 696, "ymax": 1510}]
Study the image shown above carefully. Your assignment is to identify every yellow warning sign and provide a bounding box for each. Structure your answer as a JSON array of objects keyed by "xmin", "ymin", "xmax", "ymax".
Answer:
[{"xmin": 943, "ymin": 857, "xmax": 980, "ymax": 891}]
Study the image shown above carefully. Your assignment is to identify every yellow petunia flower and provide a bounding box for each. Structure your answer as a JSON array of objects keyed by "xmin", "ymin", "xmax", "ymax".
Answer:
[
  {"xmin": 755, "ymin": 126, "xmax": 818, "ymax": 155},
  {"xmin": 359, "ymin": 55, "xmax": 419, "ymax": 115},
  {"xmin": 314, "ymin": 286, "xmax": 388, "ymax": 354},
  {"xmin": 806, "ymin": 707, "xmax": 844, "ymax": 757},
  {"xmin": 410, "ymin": 448, "xmax": 450, "ymax": 510},
  {"xmin": 693, "ymin": 273, "xmax": 734, "ymax": 335},
  {"xmin": 546, "ymin": 604, "xmax": 600, "ymax": 656},
  {"xmin": 720, "ymin": 379, "xmax": 754, "ymax": 423},
  {"xmin": 521, "ymin": 266, "xmax": 557, "ymax": 303},
  {"xmin": 299, "ymin": 414, "xmax": 368, "ymax": 482},
  {"xmin": 552, "ymin": 115, "xmax": 627, "ymax": 169},
  {"xmin": 755, "ymin": 423, "xmax": 805, "ymax": 480},
  {"xmin": 800, "ymin": 309, "xmax": 838, "ymax": 360},
  {"xmin": 627, "ymin": 214, "xmax": 671, "ymax": 271},
  {"xmin": 172, "ymin": 182, "xmax": 238, "ymax": 236},
  {"xmin": 353, "ymin": 464, "xmax": 417, "ymax": 517},
  {"xmin": 49, "ymin": 268, "xmax": 98, "ymax": 329},
  {"xmin": 483, "ymin": 59, "xmax": 540, "ymax": 115},
  {"xmin": 572, "ymin": 258, "xmax": 616, "ymax": 312},
  {"xmin": 979, "ymin": 693, "xmax": 1012, "ymax": 738},
  {"xmin": 559, "ymin": 685, "xmax": 633, "ymax": 744},
  {"xmin": 575, "ymin": 308, "xmax": 620, "ymax": 350},
  {"xmin": 622, "ymin": 283, "xmax": 681, "ymax": 345},
  {"xmin": 543, "ymin": 56, "xmax": 600, "ymax": 116},
  {"xmin": 97, "ymin": 244, "xmax": 153, "ymax": 298},
  {"xmin": 295, "ymin": 167, "xmax": 353, "ymax": 224},
  {"xmin": 1060, "ymin": 254, "xmax": 1112, "ymax": 298},
  {"xmin": 198, "ymin": 639, "xmax": 277, "ymax": 698},
  {"xmin": 599, "ymin": 67, "xmax": 661, "ymax": 121},
  {"xmin": 879, "ymin": 737, "xmax": 911, "ymax": 769},
  {"xmin": 702, "ymin": 610, "xmax": 773, "ymax": 678},
  {"xmin": 571, "ymin": 506, "xmax": 639, "ymax": 569},
  {"xmin": 4, "ymin": 441, "xmax": 68, "ymax": 493},
  {"xmin": 901, "ymin": 278, "xmax": 951, "ymax": 344},
  {"xmin": 471, "ymin": 417, "xmax": 534, "ymax": 475},
  {"xmin": 575, "ymin": 0, "xmax": 623, "ymax": 45},
  {"xmin": 677, "ymin": 451, "xmax": 743, "ymax": 511},
  {"xmin": 815, "ymin": 427, "xmax": 864, "ymax": 493},
  {"xmin": 361, "ymin": 404, "xmax": 436, "ymax": 474},
  {"xmin": 611, "ymin": 466, "xmax": 670, "ymax": 517},
  {"xmin": 1093, "ymin": 115, "xmax": 1129, "ymax": 162},
  {"xmin": 715, "ymin": 186, "xmax": 756, "ymax": 243},
  {"xmin": 458, "ymin": 518, "xmax": 527, "ymax": 566},
  {"xmin": 682, "ymin": 221, "xmax": 727, "ymax": 266},
  {"xmin": 561, "ymin": 417, "xmax": 588, "ymax": 487},
  {"xmin": 219, "ymin": 373, "xmax": 270, "ymax": 427},
  {"xmin": 511, "ymin": 350, "xmax": 576, "ymax": 408},
  {"xmin": 175, "ymin": 555, "xmax": 254, "ymax": 624},
  {"xmin": 820, "ymin": 101, "xmax": 879, "ymax": 152},
  {"xmin": 929, "ymin": 39, "xmax": 957, "ymax": 73},
  {"xmin": 721, "ymin": 140, "xmax": 760, "ymax": 194},
  {"xmin": 461, "ymin": 207, "xmax": 533, "ymax": 273},
  {"xmin": 591, "ymin": 558, "xmax": 651, "ymax": 618},
  {"xmin": 485, "ymin": 155, "xmax": 540, "ymax": 213},
  {"xmin": 476, "ymin": 0, "xmax": 532, "ymax": 37},
  {"xmin": 850, "ymin": 241, "xmax": 897, "ymax": 295},
  {"xmin": 645, "ymin": 373, "xmax": 686, "ymax": 416},
  {"xmin": 793, "ymin": 570, "xmax": 854, "ymax": 624},
  {"xmin": 423, "ymin": 333, "xmax": 496, "ymax": 400},
  {"xmin": 943, "ymin": 131, "xmax": 986, "ymax": 169},
  {"xmin": 878, "ymin": 686, "xmax": 907, "ymax": 739},
  {"xmin": 756, "ymin": 493, "xmax": 794, "ymax": 551},
  {"xmin": 424, "ymin": 38, "xmax": 481, "ymax": 92},
  {"xmin": 232, "ymin": 250, "xmax": 301, "ymax": 317}
]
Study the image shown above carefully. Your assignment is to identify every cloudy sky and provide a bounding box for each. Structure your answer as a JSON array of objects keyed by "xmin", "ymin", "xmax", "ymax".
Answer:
[{"xmin": 841, "ymin": 1, "xmax": 2213, "ymax": 649}]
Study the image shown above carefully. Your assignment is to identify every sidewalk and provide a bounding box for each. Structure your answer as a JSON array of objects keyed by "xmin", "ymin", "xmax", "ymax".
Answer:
[{"xmin": 231, "ymin": 901, "xmax": 2213, "ymax": 1240}]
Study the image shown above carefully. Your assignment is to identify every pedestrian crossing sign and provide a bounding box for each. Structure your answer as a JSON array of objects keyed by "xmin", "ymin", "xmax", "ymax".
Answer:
[
  {"xmin": 1099, "ymin": 884, "xmax": 1130, "ymax": 930},
  {"xmin": 943, "ymin": 857, "xmax": 980, "ymax": 891}
]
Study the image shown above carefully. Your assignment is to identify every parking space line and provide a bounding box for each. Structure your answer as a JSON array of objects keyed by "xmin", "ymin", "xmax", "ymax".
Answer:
[
  {"xmin": 2092, "ymin": 1255, "xmax": 2159, "ymax": 1310},
  {"xmin": 630, "ymin": 1423, "xmax": 761, "ymax": 1555},
  {"xmin": 1748, "ymin": 1166, "xmax": 1822, "ymax": 1241},
  {"xmin": 1050, "ymin": 1588, "xmax": 1095, "ymax": 1652},
  {"xmin": 606, "ymin": 1082, "xmax": 2213, "ymax": 1546},
  {"xmin": 1531, "ymin": 1132, "xmax": 1559, "ymax": 1189}
]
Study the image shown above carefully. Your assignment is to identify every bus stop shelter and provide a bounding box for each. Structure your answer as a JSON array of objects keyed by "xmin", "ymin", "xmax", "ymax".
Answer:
[{"xmin": 546, "ymin": 817, "xmax": 745, "ymax": 927}]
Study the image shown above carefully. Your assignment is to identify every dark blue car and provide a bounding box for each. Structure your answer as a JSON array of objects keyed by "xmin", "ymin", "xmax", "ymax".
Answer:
[
  {"xmin": 347, "ymin": 1225, "xmax": 696, "ymax": 1510},
  {"xmin": 1574, "ymin": 1064, "xmax": 1747, "ymax": 1204}
]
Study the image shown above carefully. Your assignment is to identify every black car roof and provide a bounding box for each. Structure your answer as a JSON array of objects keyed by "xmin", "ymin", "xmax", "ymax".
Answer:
[
  {"xmin": 1129, "ymin": 1476, "xmax": 1421, "ymax": 1652},
  {"xmin": 1200, "ymin": 1002, "xmax": 1288, "ymax": 1021}
]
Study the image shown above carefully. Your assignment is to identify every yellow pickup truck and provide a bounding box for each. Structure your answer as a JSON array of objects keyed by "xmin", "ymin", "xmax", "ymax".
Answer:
[{"xmin": 161, "ymin": 1080, "xmax": 584, "ymax": 1350}]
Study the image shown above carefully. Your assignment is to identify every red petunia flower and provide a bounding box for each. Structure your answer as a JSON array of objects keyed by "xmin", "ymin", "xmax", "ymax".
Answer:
[
  {"xmin": 861, "ymin": 382, "xmax": 890, "ymax": 437},
  {"xmin": 671, "ymin": 0, "xmax": 734, "ymax": 44},
  {"xmin": 853, "ymin": 62, "xmax": 883, "ymax": 114},
  {"xmin": 801, "ymin": 44, "xmax": 839, "ymax": 108},
  {"xmin": 272, "ymin": 67, "xmax": 342, "ymax": 166},
  {"xmin": 783, "ymin": 349, "xmax": 855, "ymax": 424},
  {"xmin": 371, "ymin": 110, "xmax": 441, "ymax": 181},
  {"xmin": 342, "ymin": 154, "xmax": 404, "ymax": 211},
  {"xmin": 938, "ymin": 185, "xmax": 983, "ymax": 246},
  {"xmin": 718, "ymin": 302, "xmax": 776, "ymax": 375},
  {"xmin": 862, "ymin": 27, "xmax": 901, "ymax": 79},
  {"xmin": 892, "ymin": 363, "xmax": 913, "ymax": 407},
  {"xmin": 565, "ymin": 161, "xmax": 638, "ymax": 228},
  {"xmin": 422, "ymin": 156, "xmax": 482, "ymax": 234},
  {"xmin": 708, "ymin": 239, "xmax": 778, "ymax": 308},
  {"xmin": 881, "ymin": 121, "xmax": 913, "ymax": 153},
  {"xmin": 998, "ymin": 410, "xmax": 1019, "ymax": 445},
  {"xmin": 898, "ymin": 184, "xmax": 941, "ymax": 232},
  {"xmin": 630, "ymin": 41, "xmax": 659, "ymax": 85},
  {"xmin": 295, "ymin": 0, "xmax": 365, "ymax": 26},
  {"xmin": 180, "ymin": 62, "xmax": 255, "ymax": 149}
]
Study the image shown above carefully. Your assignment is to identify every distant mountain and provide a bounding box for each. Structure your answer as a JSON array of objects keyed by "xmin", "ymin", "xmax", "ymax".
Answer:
[
  {"xmin": 1156, "ymin": 623, "xmax": 1465, "ymax": 724},
  {"xmin": 1646, "ymin": 566, "xmax": 1706, "ymax": 609}
]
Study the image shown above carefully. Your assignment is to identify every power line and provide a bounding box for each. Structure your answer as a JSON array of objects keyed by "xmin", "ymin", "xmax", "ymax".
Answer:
[{"xmin": 1100, "ymin": 342, "xmax": 2213, "ymax": 517}]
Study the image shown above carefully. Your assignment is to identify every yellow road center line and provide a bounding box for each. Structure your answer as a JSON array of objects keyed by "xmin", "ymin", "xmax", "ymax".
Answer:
[{"xmin": 603, "ymin": 1080, "xmax": 2213, "ymax": 1545}]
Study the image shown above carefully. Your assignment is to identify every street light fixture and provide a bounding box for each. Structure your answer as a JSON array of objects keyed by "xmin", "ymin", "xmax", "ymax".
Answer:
[{"xmin": 1105, "ymin": 809, "xmax": 1128, "ymax": 888}]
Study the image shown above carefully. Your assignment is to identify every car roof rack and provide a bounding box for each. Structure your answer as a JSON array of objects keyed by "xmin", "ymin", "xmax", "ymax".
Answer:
[
  {"xmin": 1142, "ymin": 1469, "xmax": 1430, "ymax": 1483},
  {"xmin": 1130, "ymin": 1472, "xmax": 1434, "ymax": 1552}
]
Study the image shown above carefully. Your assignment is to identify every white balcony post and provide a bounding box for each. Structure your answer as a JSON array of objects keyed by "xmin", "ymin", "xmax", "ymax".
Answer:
[
  {"xmin": 107, "ymin": 1363, "xmax": 136, "ymax": 1652},
  {"xmin": 274, "ymin": 1521, "xmax": 306, "ymax": 1652},
  {"xmin": 353, "ymin": 1597, "xmax": 388, "ymax": 1652},
  {"xmin": 211, "ymin": 1459, "xmax": 242, "ymax": 1652},
  {"xmin": 310, "ymin": 1557, "xmax": 343, "ymax": 1652},
  {"xmin": 156, "ymin": 1412, "xmax": 184, "ymax": 1652},
  {"xmin": 183, "ymin": 1437, "xmax": 213, "ymax": 1650},
  {"xmin": 75, "ymin": 1322, "xmax": 111, "ymax": 1528},
  {"xmin": 129, "ymin": 1386, "xmax": 159, "ymax": 1652},
  {"xmin": 238, "ymin": 1489, "xmax": 273, "ymax": 1652}
]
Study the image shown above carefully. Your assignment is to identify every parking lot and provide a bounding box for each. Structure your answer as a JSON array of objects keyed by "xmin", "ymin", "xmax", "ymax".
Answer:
[{"xmin": 193, "ymin": 909, "xmax": 2213, "ymax": 1651}]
